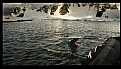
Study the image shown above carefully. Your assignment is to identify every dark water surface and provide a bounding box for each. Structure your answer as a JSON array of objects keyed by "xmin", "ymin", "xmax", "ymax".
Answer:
[{"xmin": 3, "ymin": 20, "xmax": 120, "ymax": 65}]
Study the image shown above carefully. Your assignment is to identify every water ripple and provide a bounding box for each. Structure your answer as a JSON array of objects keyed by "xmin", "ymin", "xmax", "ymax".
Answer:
[{"xmin": 3, "ymin": 20, "xmax": 120, "ymax": 65}]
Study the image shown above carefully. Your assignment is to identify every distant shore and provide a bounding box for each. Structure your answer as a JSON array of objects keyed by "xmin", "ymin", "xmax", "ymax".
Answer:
[{"xmin": 3, "ymin": 19, "xmax": 33, "ymax": 23}]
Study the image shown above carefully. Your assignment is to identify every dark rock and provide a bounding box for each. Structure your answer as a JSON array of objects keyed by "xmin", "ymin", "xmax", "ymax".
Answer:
[
  {"xmin": 17, "ymin": 13, "xmax": 24, "ymax": 17},
  {"xmin": 96, "ymin": 10, "xmax": 103, "ymax": 17}
]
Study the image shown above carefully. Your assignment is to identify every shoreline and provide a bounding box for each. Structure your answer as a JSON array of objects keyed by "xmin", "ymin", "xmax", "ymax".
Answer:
[{"xmin": 3, "ymin": 19, "xmax": 33, "ymax": 23}]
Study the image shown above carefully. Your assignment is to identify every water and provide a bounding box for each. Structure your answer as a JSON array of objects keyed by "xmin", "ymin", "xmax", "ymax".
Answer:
[{"xmin": 3, "ymin": 20, "xmax": 120, "ymax": 65}]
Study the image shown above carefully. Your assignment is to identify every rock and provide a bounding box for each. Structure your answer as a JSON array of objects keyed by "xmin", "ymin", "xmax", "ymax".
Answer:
[{"xmin": 59, "ymin": 4, "xmax": 69, "ymax": 15}]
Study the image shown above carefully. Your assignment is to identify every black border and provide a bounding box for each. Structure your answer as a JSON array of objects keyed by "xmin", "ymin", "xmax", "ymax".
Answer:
[
  {"xmin": 2, "ymin": 0, "xmax": 121, "ymax": 3},
  {"xmin": 1, "ymin": 0, "xmax": 121, "ymax": 69}
]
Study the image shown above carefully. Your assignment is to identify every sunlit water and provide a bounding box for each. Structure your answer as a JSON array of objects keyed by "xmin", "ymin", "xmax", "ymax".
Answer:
[{"xmin": 3, "ymin": 20, "xmax": 120, "ymax": 65}]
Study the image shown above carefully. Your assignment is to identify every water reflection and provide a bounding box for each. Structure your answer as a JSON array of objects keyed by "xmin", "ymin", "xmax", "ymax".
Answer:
[{"xmin": 51, "ymin": 20, "xmax": 63, "ymax": 32}]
